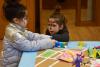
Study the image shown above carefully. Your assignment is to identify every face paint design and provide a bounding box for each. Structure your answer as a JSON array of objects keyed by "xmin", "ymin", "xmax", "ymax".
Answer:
[{"xmin": 48, "ymin": 18, "xmax": 60, "ymax": 35}]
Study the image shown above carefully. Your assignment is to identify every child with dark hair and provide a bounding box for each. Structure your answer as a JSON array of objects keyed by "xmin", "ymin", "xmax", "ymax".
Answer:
[
  {"xmin": 3, "ymin": 0, "xmax": 56, "ymax": 67},
  {"xmin": 46, "ymin": 6, "xmax": 69, "ymax": 42}
]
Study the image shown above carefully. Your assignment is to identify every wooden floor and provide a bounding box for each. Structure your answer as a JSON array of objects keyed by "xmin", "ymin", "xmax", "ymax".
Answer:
[
  {"xmin": 67, "ymin": 16, "xmax": 100, "ymax": 40},
  {"xmin": 65, "ymin": 10, "xmax": 100, "ymax": 41},
  {"xmin": 68, "ymin": 24, "xmax": 100, "ymax": 41}
]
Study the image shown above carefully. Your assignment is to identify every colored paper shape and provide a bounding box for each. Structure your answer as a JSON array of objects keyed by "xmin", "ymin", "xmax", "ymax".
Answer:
[{"xmin": 41, "ymin": 49, "xmax": 56, "ymax": 58}]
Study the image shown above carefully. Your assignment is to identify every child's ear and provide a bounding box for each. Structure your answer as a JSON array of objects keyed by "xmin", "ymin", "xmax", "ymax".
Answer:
[
  {"xmin": 59, "ymin": 24, "xmax": 64, "ymax": 30},
  {"xmin": 13, "ymin": 18, "xmax": 19, "ymax": 23}
]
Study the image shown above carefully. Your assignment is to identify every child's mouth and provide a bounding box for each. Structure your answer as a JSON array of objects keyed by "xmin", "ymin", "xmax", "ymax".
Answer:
[{"xmin": 50, "ymin": 31, "xmax": 54, "ymax": 34}]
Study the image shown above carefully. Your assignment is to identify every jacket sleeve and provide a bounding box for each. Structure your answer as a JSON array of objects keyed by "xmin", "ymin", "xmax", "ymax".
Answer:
[
  {"xmin": 26, "ymin": 30, "xmax": 52, "ymax": 41},
  {"xmin": 11, "ymin": 32, "xmax": 54, "ymax": 51},
  {"xmin": 52, "ymin": 33, "xmax": 69, "ymax": 42}
]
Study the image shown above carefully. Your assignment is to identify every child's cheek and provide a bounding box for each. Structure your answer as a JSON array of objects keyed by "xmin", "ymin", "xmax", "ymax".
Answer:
[{"xmin": 24, "ymin": 20, "xmax": 28, "ymax": 27}]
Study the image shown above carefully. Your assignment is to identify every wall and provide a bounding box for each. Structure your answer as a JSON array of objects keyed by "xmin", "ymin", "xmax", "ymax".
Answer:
[
  {"xmin": 94, "ymin": 0, "xmax": 100, "ymax": 25},
  {"xmin": 42, "ymin": 0, "xmax": 87, "ymax": 9}
]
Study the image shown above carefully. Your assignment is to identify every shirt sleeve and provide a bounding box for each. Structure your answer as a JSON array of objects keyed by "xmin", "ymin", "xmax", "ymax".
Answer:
[
  {"xmin": 26, "ymin": 30, "xmax": 52, "ymax": 41},
  {"xmin": 52, "ymin": 33, "xmax": 69, "ymax": 42},
  {"xmin": 11, "ymin": 32, "xmax": 54, "ymax": 51}
]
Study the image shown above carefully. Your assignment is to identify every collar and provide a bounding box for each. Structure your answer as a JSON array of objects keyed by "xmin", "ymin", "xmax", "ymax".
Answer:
[{"xmin": 9, "ymin": 23, "xmax": 26, "ymax": 32}]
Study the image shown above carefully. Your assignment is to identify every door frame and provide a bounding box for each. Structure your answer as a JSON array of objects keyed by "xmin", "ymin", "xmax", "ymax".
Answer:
[{"xmin": 76, "ymin": 0, "xmax": 99, "ymax": 26}]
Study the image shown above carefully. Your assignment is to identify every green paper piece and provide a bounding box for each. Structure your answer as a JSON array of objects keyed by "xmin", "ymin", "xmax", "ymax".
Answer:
[
  {"xmin": 41, "ymin": 49, "xmax": 56, "ymax": 58},
  {"xmin": 88, "ymin": 48, "xmax": 93, "ymax": 57}
]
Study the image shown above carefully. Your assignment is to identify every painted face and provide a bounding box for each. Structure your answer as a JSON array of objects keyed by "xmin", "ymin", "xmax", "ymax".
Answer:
[{"xmin": 48, "ymin": 18, "xmax": 60, "ymax": 35}]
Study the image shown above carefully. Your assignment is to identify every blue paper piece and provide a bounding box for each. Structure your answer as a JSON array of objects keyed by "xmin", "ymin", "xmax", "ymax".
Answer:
[
  {"xmin": 67, "ymin": 41, "xmax": 100, "ymax": 49},
  {"xmin": 18, "ymin": 52, "xmax": 37, "ymax": 67}
]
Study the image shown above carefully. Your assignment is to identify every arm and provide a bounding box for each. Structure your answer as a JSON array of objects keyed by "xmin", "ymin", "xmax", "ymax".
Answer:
[
  {"xmin": 11, "ymin": 32, "xmax": 55, "ymax": 51},
  {"xmin": 52, "ymin": 33, "xmax": 69, "ymax": 42},
  {"xmin": 26, "ymin": 30, "xmax": 52, "ymax": 41}
]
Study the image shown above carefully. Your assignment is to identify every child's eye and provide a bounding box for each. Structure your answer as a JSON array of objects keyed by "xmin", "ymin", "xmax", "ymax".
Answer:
[{"xmin": 52, "ymin": 25, "xmax": 56, "ymax": 27}]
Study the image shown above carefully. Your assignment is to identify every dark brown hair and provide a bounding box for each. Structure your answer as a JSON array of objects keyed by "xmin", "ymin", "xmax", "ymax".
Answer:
[
  {"xmin": 46, "ymin": 5, "xmax": 68, "ymax": 34},
  {"xmin": 3, "ymin": 0, "xmax": 26, "ymax": 22}
]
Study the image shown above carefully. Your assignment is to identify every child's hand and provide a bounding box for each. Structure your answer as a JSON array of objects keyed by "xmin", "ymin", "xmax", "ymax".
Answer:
[
  {"xmin": 54, "ymin": 41, "xmax": 67, "ymax": 48},
  {"xmin": 50, "ymin": 39, "xmax": 56, "ymax": 46}
]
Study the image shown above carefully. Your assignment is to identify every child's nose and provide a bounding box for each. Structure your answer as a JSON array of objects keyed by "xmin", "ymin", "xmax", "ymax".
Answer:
[{"xmin": 49, "ymin": 26, "xmax": 53, "ymax": 30}]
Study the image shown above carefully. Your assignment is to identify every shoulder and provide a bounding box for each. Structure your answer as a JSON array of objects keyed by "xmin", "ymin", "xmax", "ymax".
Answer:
[{"xmin": 4, "ymin": 24, "xmax": 22, "ymax": 39}]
